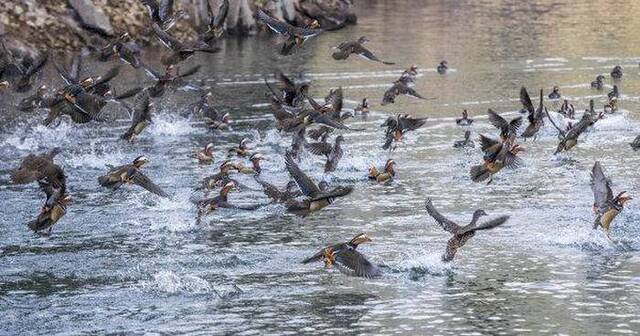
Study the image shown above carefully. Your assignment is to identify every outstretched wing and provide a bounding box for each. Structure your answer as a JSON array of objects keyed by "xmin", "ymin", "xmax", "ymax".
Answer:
[
  {"xmin": 520, "ymin": 87, "xmax": 534, "ymax": 115},
  {"xmin": 398, "ymin": 115, "xmax": 427, "ymax": 131},
  {"xmin": 487, "ymin": 109, "xmax": 508, "ymax": 131},
  {"xmin": 479, "ymin": 134, "xmax": 499, "ymax": 153},
  {"xmin": 255, "ymin": 9, "xmax": 292, "ymax": 36},
  {"xmin": 334, "ymin": 248, "xmax": 381, "ymax": 278},
  {"xmin": 129, "ymin": 168, "xmax": 169, "ymax": 198},
  {"xmin": 152, "ymin": 22, "xmax": 185, "ymax": 50},
  {"xmin": 424, "ymin": 198, "xmax": 461, "ymax": 234},
  {"xmin": 285, "ymin": 151, "xmax": 320, "ymax": 197},
  {"xmin": 353, "ymin": 44, "xmax": 394, "ymax": 65},
  {"xmin": 460, "ymin": 215, "xmax": 509, "ymax": 234},
  {"xmin": 305, "ymin": 141, "xmax": 332, "ymax": 156},
  {"xmin": 591, "ymin": 161, "xmax": 613, "ymax": 215}
]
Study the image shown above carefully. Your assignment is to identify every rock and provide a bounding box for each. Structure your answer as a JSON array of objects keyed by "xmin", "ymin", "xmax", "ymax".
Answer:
[{"xmin": 68, "ymin": 0, "xmax": 113, "ymax": 36}]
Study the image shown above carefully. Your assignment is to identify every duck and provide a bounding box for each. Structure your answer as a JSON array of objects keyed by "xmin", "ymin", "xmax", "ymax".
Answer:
[
  {"xmin": 267, "ymin": 71, "xmax": 310, "ymax": 108},
  {"xmin": 18, "ymin": 85, "xmax": 48, "ymax": 112},
  {"xmin": 437, "ymin": 60, "xmax": 448, "ymax": 74},
  {"xmin": 453, "ymin": 130, "xmax": 475, "ymax": 148},
  {"xmin": 604, "ymin": 97, "xmax": 618, "ymax": 114},
  {"xmin": 591, "ymin": 161, "xmax": 631, "ymax": 240},
  {"xmin": 194, "ymin": 143, "xmax": 215, "ymax": 164},
  {"xmin": 307, "ymin": 125, "xmax": 333, "ymax": 142},
  {"xmin": 305, "ymin": 135, "xmax": 344, "ymax": 173},
  {"xmin": 121, "ymin": 90, "xmax": 152, "ymax": 142},
  {"xmin": 152, "ymin": 23, "xmax": 219, "ymax": 66},
  {"xmin": 254, "ymin": 178, "xmax": 302, "ymax": 204},
  {"xmin": 143, "ymin": 64, "xmax": 202, "ymax": 98},
  {"xmin": 302, "ymin": 233, "xmax": 381, "ymax": 278},
  {"xmin": 97, "ymin": 33, "xmax": 144, "ymax": 69},
  {"xmin": 141, "ymin": 0, "xmax": 186, "ymax": 31},
  {"xmin": 228, "ymin": 138, "xmax": 252, "ymax": 157},
  {"xmin": 547, "ymin": 104, "xmax": 603, "ymax": 154},
  {"xmin": 591, "ymin": 75, "xmax": 605, "ymax": 90},
  {"xmin": 381, "ymin": 114, "xmax": 427, "ymax": 150},
  {"xmin": 608, "ymin": 85, "xmax": 619, "ymax": 100},
  {"xmin": 306, "ymin": 87, "xmax": 344, "ymax": 119},
  {"xmin": 630, "ymin": 135, "xmax": 640, "ymax": 151},
  {"xmin": 558, "ymin": 99, "xmax": 575, "ymax": 119},
  {"xmin": 396, "ymin": 64, "xmax": 419, "ymax": 86},
  {"xmin": 470, "ymin": 135, "xmax": 524, "ymax": 184},
  {"xmin": 610, "ymin": 65, "xmax": 623, "ymax": 79},
  {"xmin": 520, "ymin": 87, "xmax": 545, "ymax": 141},
  {"xmin": 368, "ymin": 159, "xmax": 396, "ymax": 183},
  {"xmin": 456, "ymin": 109, "xmax": 473, "ymax": 126},
  {"xmin": 332, "ymin": 36, "xmax": 394, "ymax": 65},
  {"xmin": 194, "ymin": 181, "xmax": 263, "ymax": 223},
  {"xmin": 98, "ymin": 156, "xmax": 169, "ymax": 198},
  {"xmin": 198, "ymin": 160, "xmax": 239, "ymax": 191},
  {"xmin": 354, "ymin": 98, "xmax": 369, "ymax": 116},
  {"xmin": 487, "ymin": 109, "xmax": 522, "ymax": 143},
  {"xmin": 10, "ymin": 148, "xmax": 63, "ymax": 185},
  {"xmin": 199, "ymin": 0, "xmax": 229, "ymax": 43},
  {"xmin": 381, "ymin": 80, "xmax": 425, "ymax": 105},
  {"xmin": 424, "ymin": 198, "xmax": 509, "ymax": 262},
  {"xmin": 2, "ymin": 53, "xmax": 47, "ymax": 93},
  {"xmin": 254, "ymin": 9, "xmax": 323, "ymax": 56},
  {"xmin": 27, "ymin": 176, "xmax": 72, "ymax": 234},
  {"xmin": 548, "ymin": 86, "xmax": 561, "ymax": 99},
  {"xmin": 235, "ymin": 153, "xmax": 265, "ymax": 175},
  {"xmin": 284, "ymin": 152, "xmax": 353, "ymax": 216}
]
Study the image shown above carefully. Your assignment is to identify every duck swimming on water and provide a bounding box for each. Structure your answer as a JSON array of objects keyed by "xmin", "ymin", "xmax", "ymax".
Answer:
[
  {"xmin": 548, "ymin": 86, "xmax": 560, "ymax": 99},
  {"xmin": 302, "ymin": 233, "xmax": 381, "ymax": 278},
  {"xmin": 424, "ymin": 198, "xmax": 509, "ymax": 262},
  {"xmin": 368, "ymin": 159, "xmax": 396, "ymax": 183},
  {"xmin": 611, "ymin": 65, "xmax": 623, "ymax": 79},
  {"xmin": 453, "ymin": 130, "xmax": 475, "ymax": 148},
  {"xmin": 437, "ymin": 60, "xmax": 448, "ymax": 74},
  {"xmin": 354, "ymin": 97, "xmax": 369, "ymax": 116},
  {"xmin": 591, "ymin": 75, "xmax": 605, "ymax": 90},
  {"xmin": 456, "ymin": 109, "xmax": 473, "ymax": 126}
]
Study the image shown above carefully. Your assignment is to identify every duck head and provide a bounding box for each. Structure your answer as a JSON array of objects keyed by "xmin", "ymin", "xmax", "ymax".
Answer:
[
  {"xmin": 349, "ymin": 233, "xmax": 372, "ymax": 247},
  {"xmin": 614, "ymin": 191, "xmax": 632, "ymax": 206},
  {"xmin": 308, "ymin": 20, "xmax": 320, "ymax": 29},
  {"xmin": 133, "ymin": 155, "xmax": 150, "ymax": 167},
  {"xmin": 384, "ymin": 159, "xmax": 396, "ymax": 173},
  {"xmin": 0, "ymin": 80, "xmax": 9, "ymax": 90},
  {"xmin": 239, "ymin": 138, "xmax": 250, "ymax": 150},
  {"xmin": 204, "ymin": 143, "xmax": 214, "ymax": 155},
  {"xmin": 286, "ymin": 181, "xmax": 299, "ymax": 193},
  {"xmin": 221, "ymin": 181, "xmax": 237, "ymax": 196},
  {"xmin": 472, "ymin": 209, "xmax": 488, "ymax": 218},
  {"xmin": 358, "ymin": 36, "xmax": 369, "ymax": 44}
]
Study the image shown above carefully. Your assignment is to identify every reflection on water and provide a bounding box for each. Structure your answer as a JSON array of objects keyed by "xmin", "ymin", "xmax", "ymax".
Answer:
[{"xmin": 3, "ymin": 0, "xmax": 640, "ymax": 334}]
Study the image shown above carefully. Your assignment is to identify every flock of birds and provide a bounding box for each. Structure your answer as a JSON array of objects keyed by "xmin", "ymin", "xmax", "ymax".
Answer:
[{"xmin": 2, "ymin": 0, "xmax": 636, "ymax": 279}]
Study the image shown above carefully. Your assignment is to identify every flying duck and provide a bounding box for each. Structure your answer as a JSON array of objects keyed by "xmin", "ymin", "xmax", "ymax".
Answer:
[
  {"xmin": 381, "ymin": 81, "xmax": 425, "ymax": 105},
  {"xmin": 470, "ymin": 135, "xmax": 524, "ymax": 184},
  {"xmin": 305, "ymin": 135, "xmax": 344, "ymax": 173},
  {"xmin": 121, "ymin": 90, "xmax": 152, "ymax": 142},
  {"xmin": 487, "ymin": 109, "xmax": 522, "ymax": 143},
  {"xmin": 27, "ymin": 176, "xmax": 72, "ymax": 234},
  {"xmin": 425, "ymin": 198, "xmax": 509, "ymax": 262},
  {"xmin": 98, "ymin": 156, "xmax": 169, "ymax": 197},
  {"xmin": 254, "ymin": 178, "xmax": 302, "ymax": 204},
  {"xmin": 254, "ymin": 9, "xmax": 323, "ymax": 55},
  {"xmin": 381, "ymin": 114, "xmax": 427, "ymax": 150},
  {"xmin": 520, "ymin": 87, "xmax": 545, "ymax": 141},
  {"xmin": 141, "ymin": 0, "xmax": 186, "ymax": 31},
  {"xmin": 235, "ymin": 153, "xmax": 265, "ymax": 175},
  {"xmin": 302, "ymin": 233, "xmax": 381, "ymax": 278},
  {"xmin": 284, "ymin": 152, "xmax": 353, "ymax": 216},
  {"xmin": 332, "ymin": 36, "xmax": 394, "ymax": 65}
]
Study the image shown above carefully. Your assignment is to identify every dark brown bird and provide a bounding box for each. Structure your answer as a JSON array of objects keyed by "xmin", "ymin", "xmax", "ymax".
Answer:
[
  {"xmin": 305, "ymin": 135, "xmax": 344, "ymax": 172},
  {"xmin": 470, "ymin": 135, "xmax": 524, "ymax": 184},
  {"xmin": 546, "ymin": 105, "xmax": 602, "ymax": 155},
  {"xmin": 254, "ymin": 178, "xmax": 302, "ymax": 204},
  {"xmin": 591, "ymin": 161, "xmax": 632, "ymax": 240},
  {"xmin": 152, "ymin": 23, "xmax": 218, "ymax": 66},
  {"xmin": 381, "ymin": 81, "xmax": 425, "ymax": 105},
  {"xmin": 121, "ymin": 90, "xmax": 152, "ymax": 142},
  {"xmin": 27, "ymin": 176, "xmax": 72, "ymax": 234},
  {"xmin": 453, "ymin": 130, "xmax": 475, "ymax": 148},
  {"xmin": 456, "ymin": 109, "xmax": 473, "ymax": 126},
  {"xmin": 381, "ymin": 114, "xmax": 427, "ymax": 150},
  {"xmin": 11, "ymin": 148, "xmax": 63, "ymax": 185},
  {"xmin": 254, "ymin": 9, "xmax": 323, "ymax": 55},
  {"xmin": 425, "ymin": 198, "xmax": 509, "ymax": 262},
  {"xmin": 199, "ymin": 0, "xmax": 229, "ymax": 42},
  {"xmin": 140, "ymin": 0, "xmax": 186, "ymax": 31},
  {"xmin": 143, "ymin": 64, "xmax": 202, "ymax": 98},
  {"xmin": 267, "ymin": 72, "xmax": 310, "ymax": 108},
  {"xmin": 302, "ymin": 233, "xmax": 381, "ymax": 278},
  {"xmin": 368, "ymin": 159, "xmax": 396, "ymax": 183},
  {"xmin": 98, "ymin": 156, "xmax": 169, "ymax": 197},
  {"xmin": 332, "ymin": 36, "xmax": 394, "ymax": 65},
  {"xmin": 487, "ymin": 109, "xmax": 522, "ymax": 142},
  {"xmin": 630, "ymin": 135, "xmax": 640, "ymax": 151},
  {"xmin": 284, "ymin": 151, "xmax": 353, "ymax": 216},
  {"xmin": 520, "ymin": 87, "xmax": 545, "ymax": 141}
]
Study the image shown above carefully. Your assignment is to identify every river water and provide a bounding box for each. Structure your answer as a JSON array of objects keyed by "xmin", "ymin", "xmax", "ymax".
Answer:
[{"xmin": 2, "ymin": 0, "xmax": 640, "ymax": 334}]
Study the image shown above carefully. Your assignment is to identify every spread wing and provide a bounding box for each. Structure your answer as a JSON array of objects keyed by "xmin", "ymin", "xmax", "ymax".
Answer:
[
  {"xmin": 255, "ymin": 9, "xmax": 292, "ymax": 35},
  {"xmin": 24, "ymin": 54, "xmax": 48, "ymax": 78},
  {"xmin": 311, "ymin": 112, "xmax": 362, "ymax": 130},
  {"xmin": 334, "ymin": 248, "xmax": 381, "ymax": 278},
  {"xmin": 424, "ymin": 198, "xmax": 461, "ymax": 234},
  {"xmin": 460, "ymin": 216, "xmax": 509, "ymax": 235},
  {"xmin": 305, "ymin": 141, "xmax": 332, "ymax": 156},
  {"xmin": 520, "ymin": 87, "xmax": 534, "ymax": 116},
  {"xmin": 479, "ymin": 134, "xmax": 499, "ymax": 153},
  {"xmin": 591, "ymin": 161, "xmax": 613, "ymax": 214},
  {"xmin": 88, "ymin": 66, "xmax": 121, "ymax": 91},
  {"xmin": 208, "ymin": 0, "xmax": 229, "ymax": 29},
  {"xmin": 69, "ymin": 53, "xmax": 82, "ymax": 82},
  {"xmin": 159, "ymin": 0, "xmax": 174, "ymax": 21},
  {"xmin": 285, "ymin": 151, "xmax": 320, "ymax": 197},
  {"xmin": 141, "ymin": 0, "xmax": 160, "ymax": 21},
  {"xmin": 397, "ymin": 83, "xmax": 424, "ymax": 99},
  {"xmin": 52, "ymin": 59, "xmax": 76, "ymax": 85},
  {"xmin": 254, "ymin": 176, "xmax": 284, "ymax": 201},
  {"xmin": 152, "ymin": 22, "xmax": 185, "ymax": 50},
  {"xmin": 487, "ymin": 108, "xmax": 508, "ymax": 131},
  {"xmin": 325, "ymin": 87, "xmax": 343, "ymax": 115},
  {"xmin": 353, "ymin": 44, "xmax": 394, "ymax": 65},
  {"xmin": 398, "ymin": 115, "xmax": 427, "ymax": 131},
  {"xmin": 129, "ymin": 168, "xmax": 169, "ymax": 197},
  {"xmin": 503, "ymin": 152, "xmax": 523, "ymax": 169}
]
